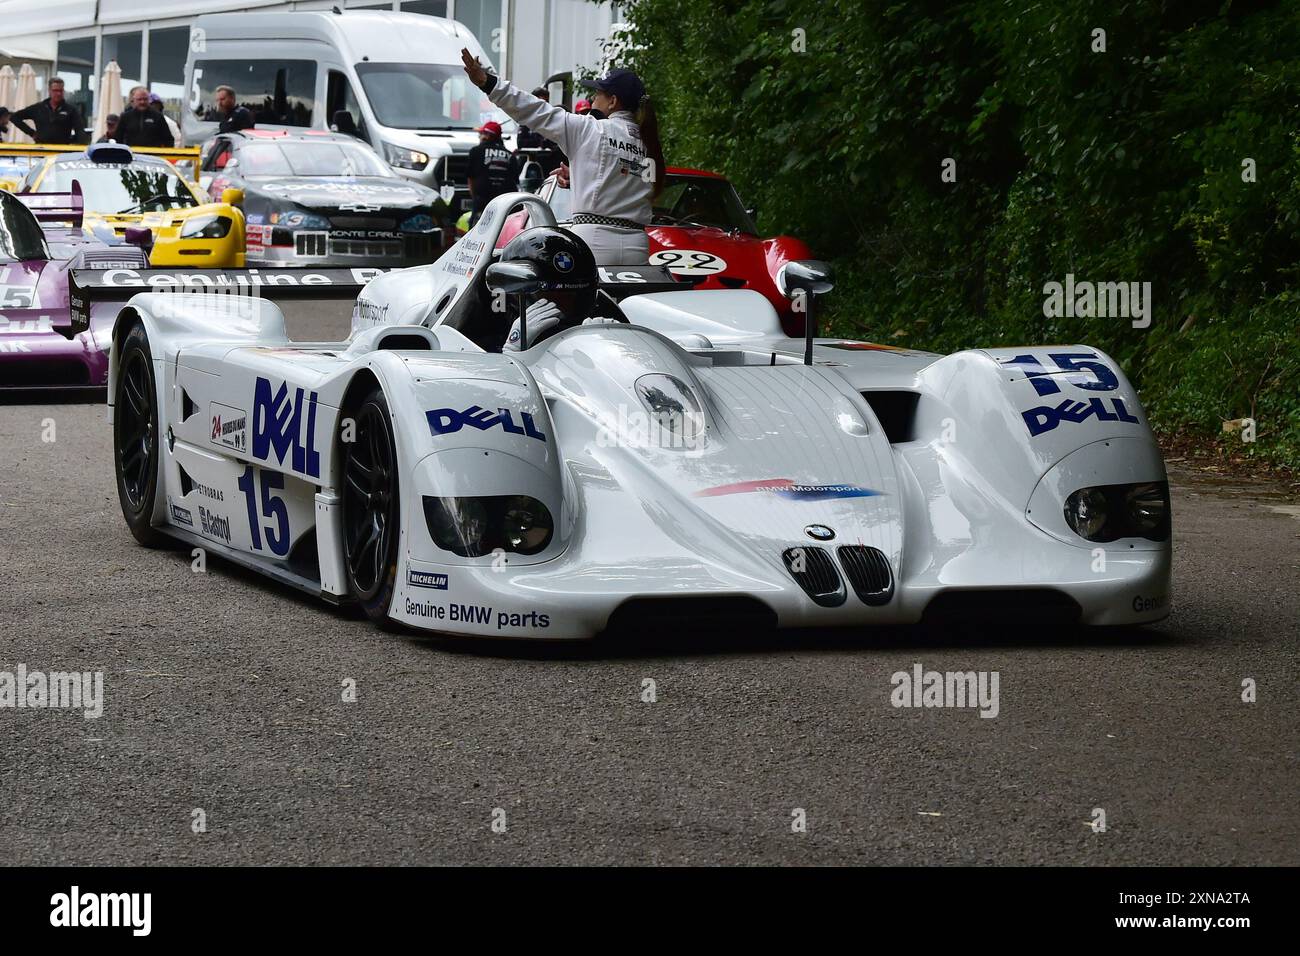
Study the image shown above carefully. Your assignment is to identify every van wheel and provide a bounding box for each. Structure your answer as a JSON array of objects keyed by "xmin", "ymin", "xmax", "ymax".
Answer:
[
  {"xmin": 341, "ymin": 387, "xmax": 401, "ymax": 623},
  {"xmin": 114, "ymin": 323, "xmax": 168, "ymax": 547}
]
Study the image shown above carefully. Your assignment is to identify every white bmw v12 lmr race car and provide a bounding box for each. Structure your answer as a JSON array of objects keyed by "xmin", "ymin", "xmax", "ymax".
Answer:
[{"xmin": 91, "ymin": 191, "xmax": 1171, "ymax": 639}]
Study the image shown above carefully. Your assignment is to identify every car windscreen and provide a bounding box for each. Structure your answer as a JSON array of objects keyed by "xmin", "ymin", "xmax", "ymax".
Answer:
[
  {"xmin": 39, "ymin": 161, "xmax": 199, "ymax": 214},
  {"xmin": 0, "ymin": 193, "xmax": 49, "ymax": 262},
  {"xmin": 355, "ymin": 62, "xmax": 515, "ymax": 132},
  {"xmin": 651, "ymin": 175, "xmax": 757, "ymax": 234},
  {"xmin": 236, "ymin": 141, "xmax": 396, "ymax": 178}
]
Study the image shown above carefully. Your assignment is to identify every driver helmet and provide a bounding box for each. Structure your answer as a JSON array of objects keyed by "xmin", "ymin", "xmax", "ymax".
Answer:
[{"xmin": 498, "ymin": 226, "xmax": 598, "ymax": 327}]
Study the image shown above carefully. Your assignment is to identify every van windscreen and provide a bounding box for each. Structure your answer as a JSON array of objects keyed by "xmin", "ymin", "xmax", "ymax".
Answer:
[{"xmin": 355, "ymin": 62, "xmax": 511, "ymax": 132}]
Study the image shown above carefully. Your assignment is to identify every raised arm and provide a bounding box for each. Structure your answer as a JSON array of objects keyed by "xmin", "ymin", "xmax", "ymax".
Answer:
[{"xmin": 460, "ymin": 48, "xmax": 597, "ymax": 157}]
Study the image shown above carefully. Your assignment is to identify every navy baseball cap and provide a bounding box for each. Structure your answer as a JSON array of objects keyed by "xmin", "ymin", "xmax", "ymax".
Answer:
[{"xmin": 579, "ymin": 68, "xmax": 646, "ymax": 107}]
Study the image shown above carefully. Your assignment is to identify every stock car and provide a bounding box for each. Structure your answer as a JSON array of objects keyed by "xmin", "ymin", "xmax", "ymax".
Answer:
[
  {"xmin": 5, "ymin": 143, "xmax": 246, "ymax": 267},
  {"xmin": 498, "ymin": 166, "xmax": 814, "ymax": 330},
  {"xmin": 200, "ymin": 129, "xmax": 443, "ymax": 267},
  {"xmin": 81, "ymin": 190, "xmax": 1172, "ymax": 640},
  {"xmin": 0, "ymin": 186, "xmax": 150, "ymax": 389}
]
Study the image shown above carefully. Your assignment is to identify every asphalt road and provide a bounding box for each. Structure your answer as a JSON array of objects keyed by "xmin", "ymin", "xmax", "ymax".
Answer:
[{"xmin": 1, "ymin": 299, "xmax": 1296, "ymax": 866}]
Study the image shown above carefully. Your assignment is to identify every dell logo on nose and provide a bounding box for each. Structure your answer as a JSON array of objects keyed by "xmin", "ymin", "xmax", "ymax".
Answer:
[{"xmin": 804, "ymin": 524, "xmax": 835, "ymax": 541}]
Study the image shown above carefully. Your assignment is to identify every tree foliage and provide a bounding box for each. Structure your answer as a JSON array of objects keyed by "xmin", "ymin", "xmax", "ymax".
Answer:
[{"xmin": 616, "ymin": 0, "xmax": 1300, "ymax": 467}]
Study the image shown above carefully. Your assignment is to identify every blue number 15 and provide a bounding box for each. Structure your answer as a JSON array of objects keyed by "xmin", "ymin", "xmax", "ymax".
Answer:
[
  {"xmin": 237, "ymin": 466, "xmax": 290, "ymax": 556},
  {"xmin": 1005, "ymin": 352, "xmax": 1120, "ymax": 397}
]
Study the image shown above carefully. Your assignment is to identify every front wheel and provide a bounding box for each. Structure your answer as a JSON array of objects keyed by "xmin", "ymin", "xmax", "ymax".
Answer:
[
  {"xmin": 114, "ymin": 322, "xmax": 168, "ymax": 547},
  {"xmin": 341, "ymin": 387, "xmax": 401, "ymax": 623}
]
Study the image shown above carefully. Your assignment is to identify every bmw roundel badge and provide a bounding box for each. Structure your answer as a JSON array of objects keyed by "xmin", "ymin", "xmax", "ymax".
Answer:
[
  {"xmin": 553, "ymin": 251, "xmax": 574, "ymax": 272},
  {"xmin": 805, "ymin": 524, "xmax": 835, "ymax": 541}
]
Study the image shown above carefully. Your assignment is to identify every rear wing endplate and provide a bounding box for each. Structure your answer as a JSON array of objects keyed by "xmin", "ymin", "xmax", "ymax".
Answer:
[{"xmin": 65, "ymin": 266, "xmax": 390, "ymax": 339}]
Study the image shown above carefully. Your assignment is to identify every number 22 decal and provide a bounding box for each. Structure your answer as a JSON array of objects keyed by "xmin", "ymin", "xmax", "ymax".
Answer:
[
  {"xmin": 238, "ymin": 465, "xmax": 290, "ymax": 556},
  {"xmin": 649, "ymin": 249, "xmax": 727, "ymax": 275}
]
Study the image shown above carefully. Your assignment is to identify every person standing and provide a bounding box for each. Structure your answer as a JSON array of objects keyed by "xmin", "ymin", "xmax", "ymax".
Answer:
[
  {"xmin": 461, "ymin": 52, "xmax": 664, "ymax": 268},
  {"xmin": 117, "ymin": 86, "xmax": 174, "ymax": 148},
  {"xmin": 212, "ymin": 86, "xmax": 254, "ymax": 133},
  {"xmin": 96, "ymin": 113, "xmax": 120, "ymax": 143},
  {"xmin": 465, "ymin": 119, "xmax": 516, "ymax": 227},
  {"xmin": 150, "ymin": 93, "xmax": 181, "ymax": 144},
  {"xmin": 9, "ymin": 78, "xmax": 87, "ymax": 144}
]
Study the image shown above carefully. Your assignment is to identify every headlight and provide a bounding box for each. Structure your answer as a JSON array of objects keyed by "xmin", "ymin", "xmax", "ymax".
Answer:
[
  {"xmin": 384, "ymin": 142, "xmax": 430, "ymax": 170},
  {"xmin": 1063, "ymin": 481, "xmax": 1170, "ymax": 542},
  {"xmin": 1063, "ymin": 487, "xmax": 1111, "ymax": 541},
  {"xmin": 501, "ymin": 495, "xmax": 552, "ymax": 553},
  {"xmin": 1125, "ymin": 482, "xmax": 1171, "ymax": 539},
  {"xmin": 179, "ymin": 214, "xmax": 232, "ymax": 239},
  {"xmin": 276, "ymin": 210, "xmax": 331, "ymax": 230},
  {"xmin": 423, "ymin": 495, "xmax": 554, "ymax": 558},
  {"xmin": 400, "ymin": 212, "xmax": 435, "ymax": 232}
]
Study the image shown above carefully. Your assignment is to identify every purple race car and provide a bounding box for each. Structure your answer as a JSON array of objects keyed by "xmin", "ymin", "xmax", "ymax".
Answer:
[{"xmin": 0, "ymin": 185, "xmax": 149, "ymax": 389}]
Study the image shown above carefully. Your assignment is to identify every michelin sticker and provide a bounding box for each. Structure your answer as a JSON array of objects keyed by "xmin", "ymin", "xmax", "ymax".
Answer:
[{"xmin": 407, "ymin": 569, "xmax": 449, "ymax": 590}]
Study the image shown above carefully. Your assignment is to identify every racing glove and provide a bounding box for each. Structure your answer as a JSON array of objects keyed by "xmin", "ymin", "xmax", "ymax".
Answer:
[{"xmin": 503, "ymin": 298, "xmax": 564, "ymax": 351}]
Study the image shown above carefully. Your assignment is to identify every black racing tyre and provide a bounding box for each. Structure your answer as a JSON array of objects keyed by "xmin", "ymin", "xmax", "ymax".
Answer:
[
  {"xmin": 341, "ymin": 387, "xmax": 401, "ymax": 623},
  {"xmin": 114, "ymin": 322, "xmax": 168, "ymax": 548}
]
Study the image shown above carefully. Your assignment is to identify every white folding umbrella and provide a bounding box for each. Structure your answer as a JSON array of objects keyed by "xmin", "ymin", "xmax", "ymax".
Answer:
[
  {"xmin": 0, "ymin": 66, "xmax": 16, "ymax": 142},
  {"xmin": 93, "ymin": 60, "xmax": 122, "ymax": 142},
  {"xmin": 12, "ymin": 64, "xmax": 38, "ymax": 144}
]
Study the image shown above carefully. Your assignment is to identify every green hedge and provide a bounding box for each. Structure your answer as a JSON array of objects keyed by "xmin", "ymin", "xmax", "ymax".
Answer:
[{"xmin": 615, "ymin": 0, "xmax": 1300, "ymax": 468}]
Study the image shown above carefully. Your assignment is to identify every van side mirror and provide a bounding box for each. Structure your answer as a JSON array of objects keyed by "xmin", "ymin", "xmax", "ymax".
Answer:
[{"xmin": 332, "ymin": 109, "xmax": 359, "ymax": 138}]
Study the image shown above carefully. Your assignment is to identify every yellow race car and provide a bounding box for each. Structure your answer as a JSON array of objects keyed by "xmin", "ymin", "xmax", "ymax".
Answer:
[{"xmin": 0, "ymin": 142, "xmax": 245, "ymax": 267}]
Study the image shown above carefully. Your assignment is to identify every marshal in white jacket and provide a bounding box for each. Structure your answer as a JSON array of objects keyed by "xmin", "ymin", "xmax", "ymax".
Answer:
[{"xmin": 487, "ymin": 78, "xmax": 654, "ymax": 226}]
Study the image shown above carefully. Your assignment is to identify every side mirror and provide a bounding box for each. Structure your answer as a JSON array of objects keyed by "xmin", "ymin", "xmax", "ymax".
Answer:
[
  {"xmin": 518, "ymin": 159, "xmax": 543, "ymax": 194},
  {"xmin": 123, "ymin": 226, "xmax": 153, "ymax": 248},
  {"xmin": 486, "ymin": 260, "xmax": 546, "ymax": 350},
  {"xmin": 776, "ymin": 260, "xmax": 833, "ymax": 366},
  {"xmin": 221, "ymin": 187, "xmax": 245, "ymax": 207},
  {"xmin": 486, "ymin": 261, "xmax": 545, "ymax": 296},
  {"xmin": 776, "ymin": 260, "xmax": 833, "ymax": 298},
  {"xmin": 332, "ymin": 109, "xmax": 359, "ymax": 138}
]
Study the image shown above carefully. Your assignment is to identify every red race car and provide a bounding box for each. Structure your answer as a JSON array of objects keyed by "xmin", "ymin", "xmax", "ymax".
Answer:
[{"xmin": 497, "ymin": 166, "xmax": 814, "ymax": 332}]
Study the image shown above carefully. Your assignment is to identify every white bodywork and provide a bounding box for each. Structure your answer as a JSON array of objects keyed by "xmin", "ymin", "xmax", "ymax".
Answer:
[{"xmin": 107, "ymin": 192, "xmax": 1172, "ymax": 639}]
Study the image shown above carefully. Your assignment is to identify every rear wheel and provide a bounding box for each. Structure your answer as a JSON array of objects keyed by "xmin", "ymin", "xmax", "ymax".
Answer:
[
  {"xmin": 114, "ymin": 323, "xmax": 168, "ymax": 547},
  {"xmin": 341, "ymin": 388, "xmax": 401, "ymax": 623}
]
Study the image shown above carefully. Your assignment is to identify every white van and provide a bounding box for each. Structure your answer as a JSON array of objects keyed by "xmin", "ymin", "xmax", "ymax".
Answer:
[{"xmin": 183, "ymin": 8, "xmax": 514, "ymax": 214}]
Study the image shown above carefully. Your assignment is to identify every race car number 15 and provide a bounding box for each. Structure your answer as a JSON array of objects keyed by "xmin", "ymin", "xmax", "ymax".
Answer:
[{"xmin": 650, "ymin": 250, "xmax": 728, "ymax": 276}]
